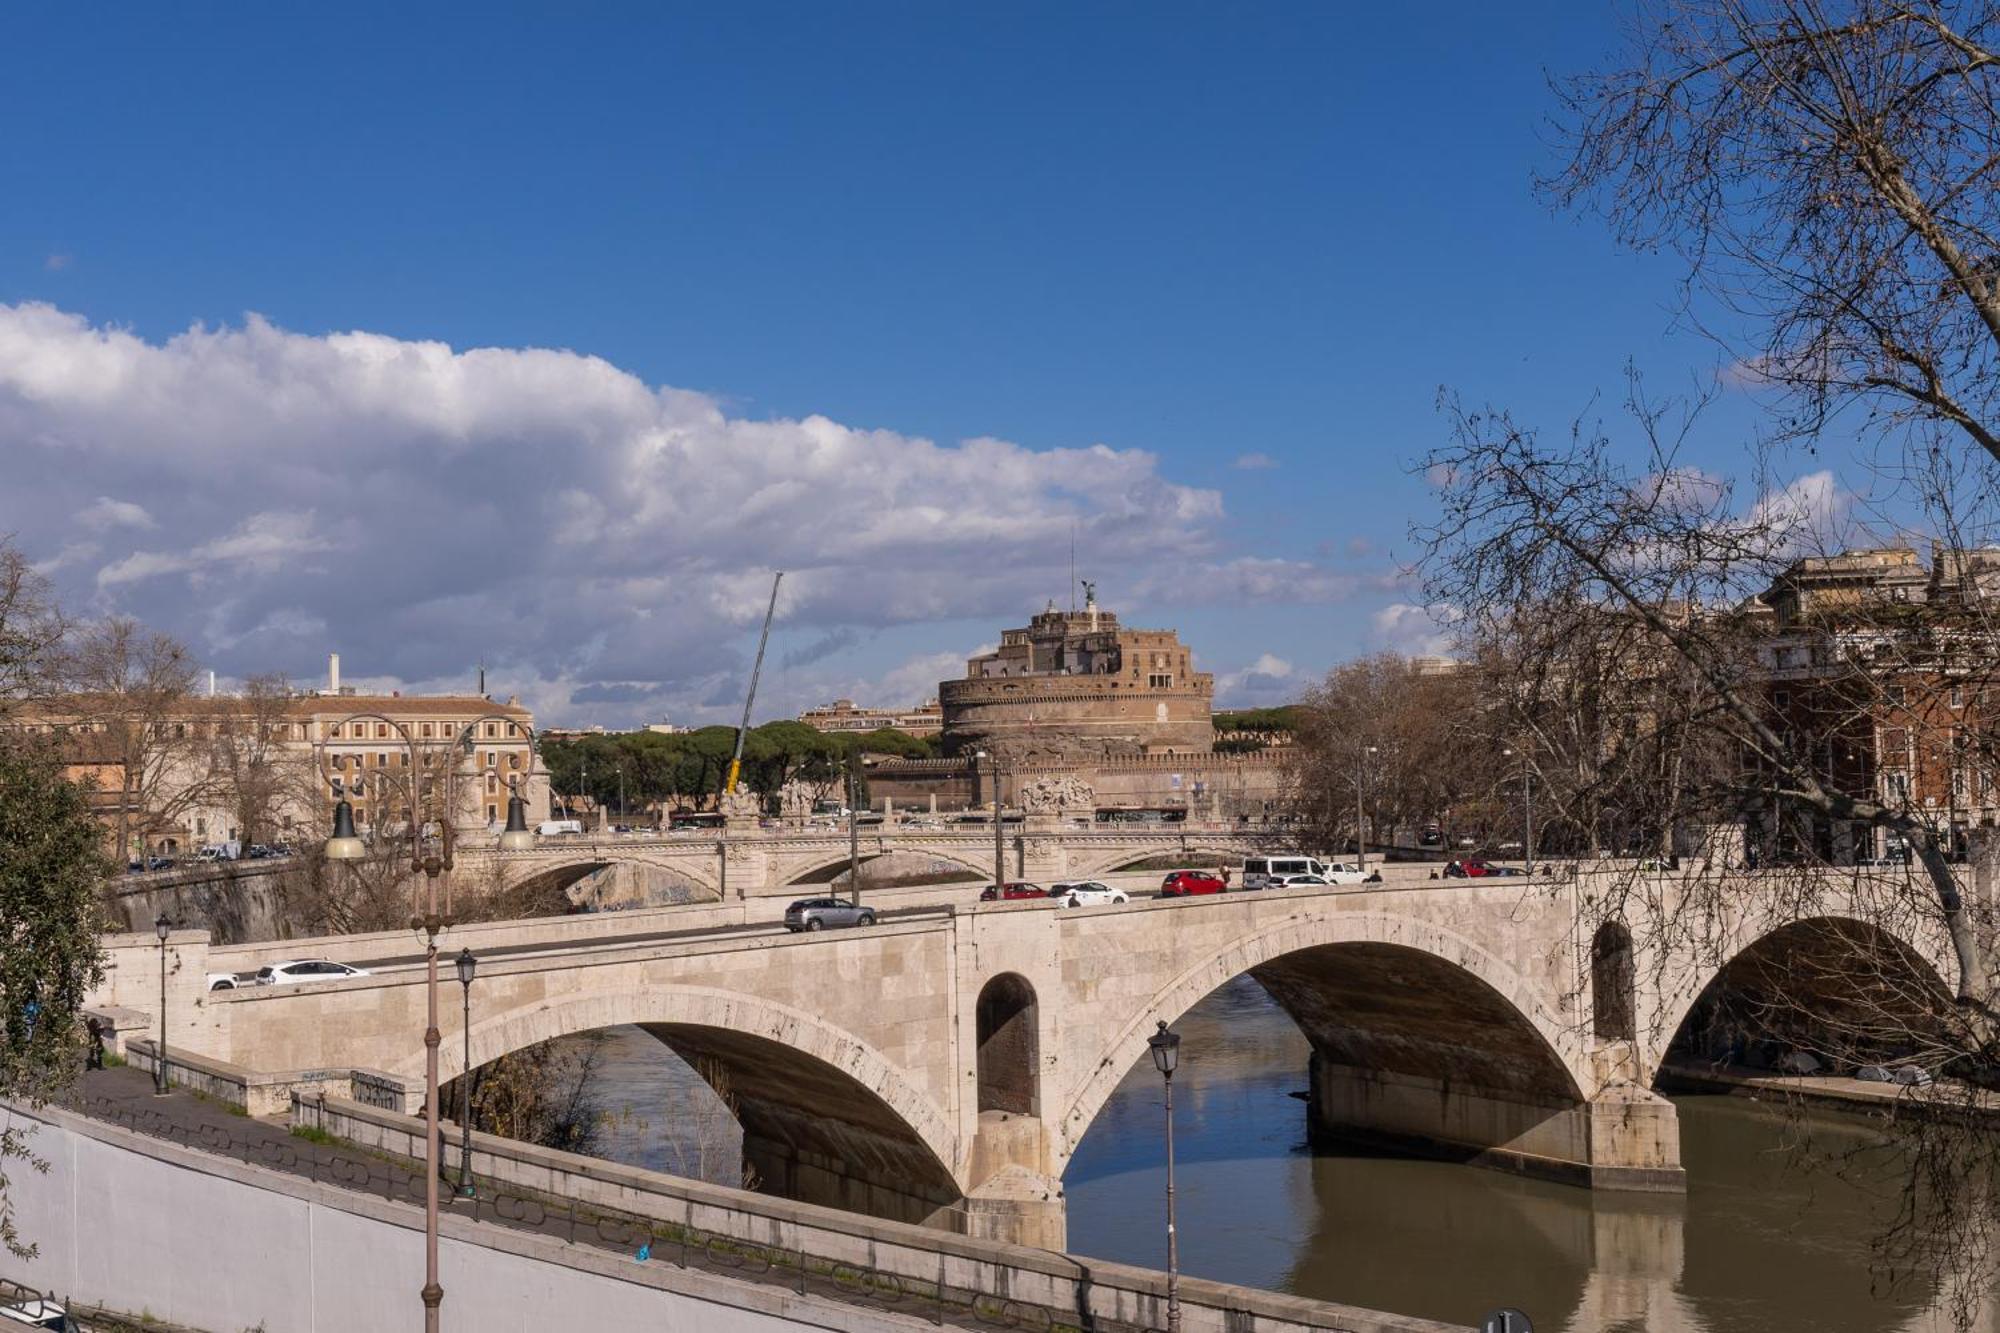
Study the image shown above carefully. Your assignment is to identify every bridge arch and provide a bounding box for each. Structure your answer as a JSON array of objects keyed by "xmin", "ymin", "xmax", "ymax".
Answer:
[
  {"xmin": 780, "ymin": 847, "xmax": 992, "ymax": 887},
  {"xmin": 1070, "ymin": 842, "xmax": 1259, "ymax": 879},
  {"xmin": 408, "ymin": 984, "xmax": 960, "ymax": 1221},
  {"xmin": 488, "ymin": 850, "xmax": 721, "ymax": 902},
  {"xmin": 1056, "ymin": 910, "xmax": 1587, "ymax": 1168},
  {"xmin": 1652, "ymin": 913, "xmax": 1954, "ymax": 1082}
]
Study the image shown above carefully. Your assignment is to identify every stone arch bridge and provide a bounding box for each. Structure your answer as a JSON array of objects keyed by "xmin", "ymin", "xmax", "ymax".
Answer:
[
  {"xmin": 459, "ymin": 821, "xmax": 1275, "ymax": 902},
  {"xmin": 93, "ymin": 866, "xmax": 1968, "ymax": 1252}
]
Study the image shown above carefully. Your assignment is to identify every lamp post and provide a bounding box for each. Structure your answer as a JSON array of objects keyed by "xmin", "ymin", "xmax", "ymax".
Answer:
[
  {"xmin": 1147, "ymin": 1020, "xmax": 1183, "ymax": 1333},
  {"xmin": 1356, "ymin": 744, "xmax": 1377, "ymax": 872},
  {"xmin": 1502, "ymin": 747, "xmax": 1535, "ymax": 877},
  {"xmin": 322, "ymin": 710, "xmax": 538, "ymax": 1333},
  {"xmin": 976, "ymin": 749, "xmax": 1004, "ymax": 888},
  {"xmin": 846, "ymin": 757, "xmax": 861, "ymax": 906},
  {"xmin": 153, "ymin": 913, "xmax": 171, "ymax": 1096},
  {"xmin": 454, "ymin": 948, "xmax": 477, "ymax": 1198}
]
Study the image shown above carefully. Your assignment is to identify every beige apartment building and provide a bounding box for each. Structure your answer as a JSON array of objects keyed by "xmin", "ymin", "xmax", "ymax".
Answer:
[
  {"xmin": 798, "ymin": 698, "xmax": 943, "ymax": 737},
  {"xmin": 8, "ymin": 659, "xmax": 549, "ymax": 855}
]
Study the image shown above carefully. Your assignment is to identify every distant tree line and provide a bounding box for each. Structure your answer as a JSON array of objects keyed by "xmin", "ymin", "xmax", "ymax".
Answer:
[{"xmin": 541, "ymin": 723, "xmax": 938, "ymax": 814}]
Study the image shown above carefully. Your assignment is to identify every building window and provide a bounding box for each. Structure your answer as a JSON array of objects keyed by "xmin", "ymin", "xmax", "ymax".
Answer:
[
  {"xmin": 1149, "ymin": 674, "xmax": 1173, "ymax": 688},
  {"xmin": 1951, "ymin": 685, "xmax": 1964, "ymax": 709},
  {"xmin": 421, "ymin": 723, "xmax": 434, "ymax": 738},
  {"xmin": 486, "ymin": 803, "xmax": 497, "ymax": 822},
  {"xmin": 377, "ymin": 723, "xmax": 389, "ymax": 739},
  {"xmin": 485, "ymin": 723, "xmax": 497, "ymax": 738},
  {"xmin": 1773, "ymin": 689, "xmax": 1790, "ymax": 710}
]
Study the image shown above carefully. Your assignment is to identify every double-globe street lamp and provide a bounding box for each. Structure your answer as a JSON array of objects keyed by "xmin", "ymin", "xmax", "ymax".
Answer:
[
  {"xmin": 320, "ymin": 711, "xmax": 539, "ymax": 1333},
  {"xmin": 1148, "ymin": 1020, "xmax": 1183, "ymax": 1333}
]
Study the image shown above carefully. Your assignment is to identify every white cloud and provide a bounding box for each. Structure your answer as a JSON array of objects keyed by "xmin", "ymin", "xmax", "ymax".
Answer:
[
  {"xmin": 43, "ymin": 254, "xmax": 71, "ymax": 273},
  {"xmin": 1232, "ymin": 452, "xmax": 1278, "ymax": 470},
  {"xmin": 77, "ymin": 496, "xmax": 156, "ymax": 531},
  {"xmin": 1215, "ymin": 653, "xmax": 1294, "ymax": 705},
  {"xmin": 0, "ymin": 302, "xmax": 1390, "ymax": 724},
  {"xmin": 1371, "ymin": 602, "xmax": 1455, "ymax": 656}
]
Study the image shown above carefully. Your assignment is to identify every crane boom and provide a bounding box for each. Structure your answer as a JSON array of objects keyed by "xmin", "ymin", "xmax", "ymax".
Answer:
[{"xmin": 724, "ymin": 571, "xmax": 783, "ymax": 797}]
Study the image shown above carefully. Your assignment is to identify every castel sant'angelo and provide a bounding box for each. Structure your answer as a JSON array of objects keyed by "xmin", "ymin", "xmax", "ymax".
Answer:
[
  {"xmin": 858, "ymin": 585, "xmax": 1289, "ymax": 818},
  {"xmin": 939, "ymin": 584, "xmax": 1214, "ymax": 763}
]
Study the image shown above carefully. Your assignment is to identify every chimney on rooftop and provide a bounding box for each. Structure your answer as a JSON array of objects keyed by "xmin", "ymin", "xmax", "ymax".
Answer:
[{"xmin": 329, "ymin": 652, "xmax": 341, "ymax": 695}]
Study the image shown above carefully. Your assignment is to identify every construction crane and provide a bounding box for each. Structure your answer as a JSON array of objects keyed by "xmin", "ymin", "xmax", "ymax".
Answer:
[{"xmin": 723, "ymin": 571, "xmax": 783, "ymax": 798}]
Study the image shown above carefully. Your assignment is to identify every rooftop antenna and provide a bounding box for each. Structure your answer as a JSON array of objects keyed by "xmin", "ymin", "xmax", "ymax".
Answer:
[
  {"xmin": 1069, "ymin": 519, "xmax": 1077, "ymax": 613},
  {"xmin": 478, "ymin": 659, "xmax": 487, "ymax": 697}
]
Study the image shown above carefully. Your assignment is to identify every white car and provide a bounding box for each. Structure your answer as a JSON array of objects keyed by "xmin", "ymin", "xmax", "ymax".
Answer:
[
  {"xmin": 253, "ymin": 960, "xmax": 372, "ymax": 986},
  {"xmin": 1053, "ymin": 881, "xmax": 1130, "ymax": 908},
  {"xmin": 207, "ymin": 971, "xmax": 243, "ymax": 991},
  {"xmin": 1270, "ymin": 873, "xmax": 1331, "ymax": 888}
]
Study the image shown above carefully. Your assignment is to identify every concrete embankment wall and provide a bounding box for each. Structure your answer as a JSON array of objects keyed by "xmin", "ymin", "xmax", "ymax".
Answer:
[{"xmin": 4, "ymin": 1102, "xmax": 940, "ymax": 1333}]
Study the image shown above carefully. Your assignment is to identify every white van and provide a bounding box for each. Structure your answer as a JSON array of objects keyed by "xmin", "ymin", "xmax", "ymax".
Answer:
[
  {"xmin": 537, "ymin": 819, "xmax": 584, "ymax": 837},
  {"xmin": 1241, "ymin": 855, "xmax": 1367, "ymax": 889}
]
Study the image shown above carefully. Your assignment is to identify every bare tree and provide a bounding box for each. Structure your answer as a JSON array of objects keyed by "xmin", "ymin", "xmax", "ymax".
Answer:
[
  {"xmin": 1292, "ymin": 654, "xmax": 1482, "ymax": 855},
  {"xmin": 204, "ymin": 676, "xmax": 316, "ymax": 848},
  {"xmin": 59, "ymin": 619, "xmax": 213, "ymax": 859},
  {"xmin": 0, "ymin": 540, "xmax": 65, "ymax": 718},
  {"xmin": 1546, "ymin": 0, "xmax": 2000, "ymax": 477}
]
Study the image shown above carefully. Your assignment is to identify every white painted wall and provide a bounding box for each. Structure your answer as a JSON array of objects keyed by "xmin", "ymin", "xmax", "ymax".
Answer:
[{"xmin": 4, "ymin": 1106, "xmax": 911, "ymax": 1333}]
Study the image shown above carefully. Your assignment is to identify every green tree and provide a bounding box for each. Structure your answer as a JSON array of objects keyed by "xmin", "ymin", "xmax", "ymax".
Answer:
[{"xmin": 0, "ymin": 739, "xmax": 110, "ymax": 1257}]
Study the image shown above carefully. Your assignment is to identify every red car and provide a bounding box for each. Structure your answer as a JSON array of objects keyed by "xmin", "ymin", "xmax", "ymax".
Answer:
[
  {"xmin": 1160, "ymin": 870, "xmax": 1226, "ymax": 897},
  {"xmin": 979, "ymin": 882, "xmax": 1050, "ymax": 902}
]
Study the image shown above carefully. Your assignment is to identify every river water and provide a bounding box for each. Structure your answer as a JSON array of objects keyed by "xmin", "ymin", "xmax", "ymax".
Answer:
[{"xmin": 573, "ymin": 978, "xmax": 1996, "ymax": 1332}]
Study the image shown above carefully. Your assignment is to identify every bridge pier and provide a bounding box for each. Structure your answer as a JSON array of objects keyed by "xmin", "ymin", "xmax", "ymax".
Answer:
[
  {"xmin": 1306, "ymin": 1057, "xmax": 1684, "ymax": 1193},
  {"xmin": 961, "ymin": 1110, "xmax": 1066, "ymax": 1249}
]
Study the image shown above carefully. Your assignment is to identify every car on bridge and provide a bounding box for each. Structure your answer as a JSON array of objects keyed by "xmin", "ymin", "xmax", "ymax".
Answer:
[
  {"xmin": 783, "ymin": 897, "xmax": 878, "ymax": 931},
  {"xmin": 251, "ymin": 960, "xmax": 372, "ymax": 986},
  {"xmin": 979, "ymin": 882, "xmax": 1050, "ymax": 902},
  {"xmin": 1160, "ymin": 870, "xmax": 1226, "ymax": 897},
  {"xmin": 1443, "ymin": 859, "xmax": 1524, "ymax": 878},
  {"xmin": 1052, "ymin": 881, "xmax": 1129, "ymax": 908}
]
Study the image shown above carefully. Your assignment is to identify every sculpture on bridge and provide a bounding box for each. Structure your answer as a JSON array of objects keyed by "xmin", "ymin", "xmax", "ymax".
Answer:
[
  {"xmin": 719, "ymin": 786, "xmax": 763, "ymax": 820},
  {"xmin": 1017, "ymin": 774, "xmax": 1095, "ymax": 815}
]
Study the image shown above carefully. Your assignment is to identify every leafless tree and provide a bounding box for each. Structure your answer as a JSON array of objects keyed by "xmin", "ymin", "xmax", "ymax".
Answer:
[
  {"xmin": 1545, "ymin": 1, "xmax": 2000, "ymax": 480},
  {"xmin": 59, "ymin": 618, "xmax": 213, "ymax": 859},
  {"xmin": 203, "ymin": 675, "xmax": 317, "ymax": 848},
  {"xmin": 0, "ymin": 540, "xmax": 65, "ymax": 718}
]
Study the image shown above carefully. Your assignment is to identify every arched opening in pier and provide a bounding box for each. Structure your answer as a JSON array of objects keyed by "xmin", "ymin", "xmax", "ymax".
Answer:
[
  {"xmin": 1592, "ymin": 919, "xmax": 1637, "ymax": 1043},
  {"xmin": 1661, "ymin": 916, "xmax": 1952, "ymax": 1078},
  {"xmin": 786, "ymin": 848, "xmax": 986, "ymax": 891},
  {"xmin": 976, "ymin": 972, "xmax": 1040, "ymax": 1114}
]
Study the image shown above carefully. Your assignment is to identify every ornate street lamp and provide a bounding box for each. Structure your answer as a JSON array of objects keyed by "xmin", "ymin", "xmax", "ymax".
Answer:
[
  {"xmin": 1147, "ymin": 1019, "xmax": 1183, "ymax": 1333},
  {"xmin": 318, "ymin": 710, "xmax": 538, "ymax": 1333},
  {"xmin": 497, "ymin": 777, "xmax": 536, "ymax": 852},
  {"xmin": 153, "ymin": 913, "xmax": 172, "ymax": 1096},
  {"xmin": 976, "ymin": 749, "xmax": 1004, "ymax": 890},
  {"xmin": 454, "ymin": 948, "xmax": 477, "ymax": 1198}
]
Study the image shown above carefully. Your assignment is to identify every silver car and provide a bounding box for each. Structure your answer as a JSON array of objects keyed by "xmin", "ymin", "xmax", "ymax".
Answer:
[
  {"xmin": 253, "ymin": 959, "xmax": 371, "ymax": 985},
  {"xmin": 783, "ymin": 897, "xmax": 877, "ymax": 932}
]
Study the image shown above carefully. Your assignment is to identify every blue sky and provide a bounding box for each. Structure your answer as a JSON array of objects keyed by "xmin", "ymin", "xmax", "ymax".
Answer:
[{"xmin": 0, "ymin": 4, "xmax": 1790, "ymax": 724}]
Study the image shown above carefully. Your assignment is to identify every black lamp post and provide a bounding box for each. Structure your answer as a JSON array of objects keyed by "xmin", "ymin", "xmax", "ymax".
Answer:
[
  {"xmin": 1147, "ymin": 1019, "xmax": 1183, "ymax": 1333},
  {"xmin": 153, "ymin": 913, "xmax": 171, "ymax": 1095},
  {"xmin": 454, "ymin": 947, "xmax": 477, "ymax": 1198}
]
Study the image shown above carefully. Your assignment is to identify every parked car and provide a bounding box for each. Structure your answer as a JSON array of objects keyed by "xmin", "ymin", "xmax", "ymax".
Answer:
[
  {"xmin": 0, "ymin": 1296, "xmax": 75, "ymax": 1330},
  {"xmin": 1160, "ymin": 870, "xmax": 1226, "ymax": 897},
  {"xmin": 1892, "ymin": 1064, "xmax": 1934, "ymax": 1087},
  {"xmin": 979, "ymin": 882, "xmax": 1050, "ymax": 902},
  {"xmin": 783, "ymin": 897, "xmax": 877, "ymax": 931},
  {"xmin": 207, "ymin": 971, "xmax": 243, "ymax": 991},
  {"xmin": 1269, "ymin": 873, "xmax": 1331, "ymax": 887},
  {"xmin": 1053, "ymin": 881, "xmax": 1129, "ymax": 908},
  {"xmin": 1443, "ymin": 859, "xmax": 1523, "ymax": 878},
  {"xmin": 126, "ymin": 856, "xmax": 173, "ymax": 873},
  {"xmin": 252, "ymin": 960, "xmax": 372, "ymax": 985}
]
